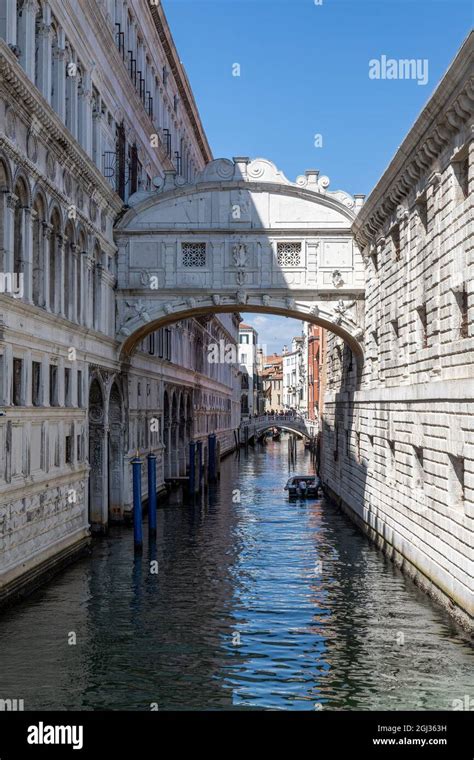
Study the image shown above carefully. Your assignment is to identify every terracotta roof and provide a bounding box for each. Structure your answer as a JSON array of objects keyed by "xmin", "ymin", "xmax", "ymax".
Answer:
[
  {"xmin": 264, "ymin": 354, "xmax": 283, "ymax": 364},
  {"xmin": 262, "ymin": 368, "xmax": 283, "ymax": 379}
]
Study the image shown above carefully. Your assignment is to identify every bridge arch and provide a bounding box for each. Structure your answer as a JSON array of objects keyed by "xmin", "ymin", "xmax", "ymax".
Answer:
[
  {"xmin": 252, "ymin": 425, "xmax": 308, "ymax": 441},
  {"xmin": 118, "ymin": 302, "xmax": 364, "ymax": 367},
  {"xmin": 243, "ymin": 414, "xmax": 319, "ymax": 442}
]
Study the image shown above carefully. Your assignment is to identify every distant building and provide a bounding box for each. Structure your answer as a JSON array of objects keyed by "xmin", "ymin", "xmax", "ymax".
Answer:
[
  {"xmin": 256, "ymin": 348, "xmax": 266, "ymax": 415},
  {"xmin": 239, "ymin": 323, "xmax": 259, "ymax": 416},
  {"xmin": 282, "ymin": 334, "xmax": 307, "ymax": 414},
  {"xmin": 262, "ymin": 354, "xmax": 283, "ymax": 412},
  {"xmin": 307, "ymin": 325, "xmax": 323, "ymax": 420}
]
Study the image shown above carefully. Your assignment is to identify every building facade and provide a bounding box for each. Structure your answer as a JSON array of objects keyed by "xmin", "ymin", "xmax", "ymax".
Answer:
[
  {"xmin": 282, "ymin": 333, "xmax": 308, "ymax": 414},
  {"xmin": 307, "ymin": 324, "xmax": 322, "ymax": 421},
  {"xmin": 262, "ymin": 353, "xmax": 283, "ymax": 412},
  {"xmin": 238, "ymin": 322, "xmax": 259, "ymax": 416},
  {"xmin": 0, "ymin": 0, "xmax": 239, "ymax": 601},
  {"xmin": 320, "ymin": 35, "xmax": 474, "ymax": 628}
]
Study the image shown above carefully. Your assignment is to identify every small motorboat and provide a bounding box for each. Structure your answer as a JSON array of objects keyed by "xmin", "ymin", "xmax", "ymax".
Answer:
[{"xmin": 284, "ymin": 474, "xmax": 321, "ymax": 498}]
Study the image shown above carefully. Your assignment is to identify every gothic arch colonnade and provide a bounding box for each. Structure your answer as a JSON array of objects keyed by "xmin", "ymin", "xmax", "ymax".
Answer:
[{"xmin": 87, "ymin": 371, "xmax": 125, "ymax": 530}]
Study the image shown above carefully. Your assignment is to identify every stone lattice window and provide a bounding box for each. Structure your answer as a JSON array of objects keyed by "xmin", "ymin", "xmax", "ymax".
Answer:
[
  {"xmin": 416, "ymin": 197, "xmax": 428, "ymax": 235},
  {"xmin": 391, "ymin": 224, "xmax": 401, "ymax": 260},
  {"xmin": 459, "ymin": 287, "xmax": 469, "ymax": 339},
  {"xmin": 182, "ymin": 242, "xmax": 206, "ymax": 268},
  {"xmin": 454, "ymin": 157, "xmax": 469, "ymax": 201},
  {"xmin": 277, "ymin": 242, "xmax": 301, "ymax": 267}
]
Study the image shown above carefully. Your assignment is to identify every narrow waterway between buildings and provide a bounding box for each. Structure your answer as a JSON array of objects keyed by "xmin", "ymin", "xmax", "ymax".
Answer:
[{"xmin": 0, "ymin": 439, "xmax": 472, "ymax": 711}]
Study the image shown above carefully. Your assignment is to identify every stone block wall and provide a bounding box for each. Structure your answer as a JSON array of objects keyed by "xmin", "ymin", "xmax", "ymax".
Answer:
[{"xmin": 321, "ymin": 36, "xmax": 474, "ymax": 629}]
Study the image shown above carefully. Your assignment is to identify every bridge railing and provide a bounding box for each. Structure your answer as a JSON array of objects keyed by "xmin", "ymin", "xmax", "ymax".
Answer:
[{"xmin": 241, "ymin": 413, "xmax": 305, "ymax": 425}]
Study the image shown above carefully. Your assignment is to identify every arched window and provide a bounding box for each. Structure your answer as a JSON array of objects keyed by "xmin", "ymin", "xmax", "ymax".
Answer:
[
  {"xmin": 0, "ymin": 159, "xmax": 11, "ymax": 272},
  {"xmin": 91, "ymin": 88, "xmax": 100, "ymax": 166},
  {"xmin": 49, "ymin": 208, "xmax": 61, "ymax": 313},
  {"xmin": 16, "ymin": 1, "xmax": 28, "ymax": 73},
  {"xmin": 32, "ymin": 192, "xmax": 46, "ymax": 307},
  {"xmin": 64, "ymin": 220, "xmax": 75, "ymax": 320},
  {"xmin": 34, "ymin": 2, "xmax": 43, "ymax": 91},
  {"xmin": 92, "ymin": 244, "xmax": 101, "ymax": 330},
  {"xmin": 13, "ymin": 177, "xmax": 29, "ymax": 287},
  {"xmin": 50, "ymin": 25, "xmax": 58, "ymax": 110},
  {"xmin": 76, "ymin": 230, "xmax": 85, "ymax": 324},
  {"xmin": 64, "ymin": 41, "xmax": 75, "ymax": 130},
  {"xmin": 77, "ymin": 65, "xmax": 86, "ymax": 148}
]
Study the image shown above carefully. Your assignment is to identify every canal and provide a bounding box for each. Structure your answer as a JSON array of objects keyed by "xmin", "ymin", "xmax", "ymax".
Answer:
[{"xmin": 0, "ymin": 439, "xmax": 472, "ymax": 711}]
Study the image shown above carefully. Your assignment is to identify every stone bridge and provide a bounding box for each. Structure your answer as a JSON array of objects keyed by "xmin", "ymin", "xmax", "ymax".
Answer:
[
  {"xmin": 114, "ymin": 156, "xmax": 366, "ymax": 365},
  {"xmin": 241, "ymin": 414, "xmax": 319, "ymax": 442}
]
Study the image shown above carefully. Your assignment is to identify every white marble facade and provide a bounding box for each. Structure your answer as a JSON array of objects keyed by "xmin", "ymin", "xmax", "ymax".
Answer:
[{"xmin": 0, "ymin": 0, "xmax": 239, "ymax": 596}]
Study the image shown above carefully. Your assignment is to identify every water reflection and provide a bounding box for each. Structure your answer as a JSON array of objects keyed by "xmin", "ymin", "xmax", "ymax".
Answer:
[{"xmin": 0, "ymin": 439, "xmax": 472, "ymax": 710}]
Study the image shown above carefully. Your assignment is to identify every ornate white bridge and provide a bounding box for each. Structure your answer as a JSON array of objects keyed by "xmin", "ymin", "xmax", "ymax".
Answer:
[
  {"xmin": 114, "ymin": 157, "xmax": 366, "ymax": 364},
  {"xmin": 241, "ymin": 414, "xmax": 319, "ymax": 442}
]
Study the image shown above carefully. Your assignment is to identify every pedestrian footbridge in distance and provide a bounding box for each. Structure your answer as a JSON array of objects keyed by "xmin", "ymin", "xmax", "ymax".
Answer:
[{"xmin": 240, "ymin": 414, "xmax": 319, "ymax": 443}]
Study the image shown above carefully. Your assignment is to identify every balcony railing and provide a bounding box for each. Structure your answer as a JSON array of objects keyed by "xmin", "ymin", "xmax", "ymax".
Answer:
[
  {"xmin": 146, "ymin": 93, "xmax": 153, "ymax": 120},
  {"xmin": 127, "ymin": 51, "xmax": 137, "ymax": 86},
  {"xmin": 115, "ymin": 24, "xmax": 125, "ymax": 60},
  {"xmin": 163, "ymin": 129, "xmax": 172, "ymax": 158}
]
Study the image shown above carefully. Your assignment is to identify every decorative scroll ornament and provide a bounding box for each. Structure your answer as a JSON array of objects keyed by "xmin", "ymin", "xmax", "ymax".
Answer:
[
  {"xmin": 332, "ymin": 270, "xmax": 344, "ymax": 288},
  {"xmin": 236, "ymin": 270, "xmax": 246, "ymax": 286}
]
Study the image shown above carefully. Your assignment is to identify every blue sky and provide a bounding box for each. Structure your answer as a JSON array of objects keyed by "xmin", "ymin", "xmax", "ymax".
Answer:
[{"xmin": 163, "ymin": 0, "xmax": 473, "ymax": 354}]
